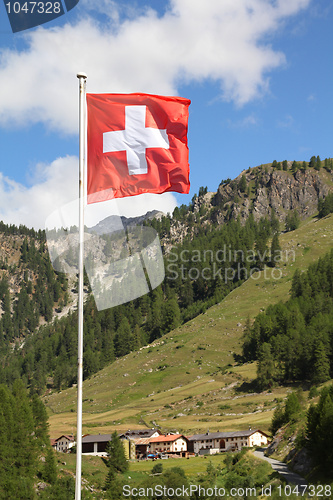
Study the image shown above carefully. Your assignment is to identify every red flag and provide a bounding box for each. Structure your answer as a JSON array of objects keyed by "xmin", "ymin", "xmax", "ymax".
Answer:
[{"xmin": 86, "ymin": 93, "xmax": 190, "ymax": 203}]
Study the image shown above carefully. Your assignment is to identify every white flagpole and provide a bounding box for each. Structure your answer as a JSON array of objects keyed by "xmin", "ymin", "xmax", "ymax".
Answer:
[{"xmin": 75, "ymin": 72, "xmax": 87, "ymax": 500}]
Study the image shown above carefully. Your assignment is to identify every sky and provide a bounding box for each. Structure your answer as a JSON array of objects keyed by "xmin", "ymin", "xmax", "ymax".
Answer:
[{"xmin": 0, "ymin": 0, "xmax": 332, "ymax": 230}]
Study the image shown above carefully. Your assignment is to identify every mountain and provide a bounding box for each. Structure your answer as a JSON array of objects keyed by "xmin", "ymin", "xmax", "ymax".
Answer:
[
  {"xmin": 45, "ymin": 211, "xmax": 333, "ymax": 438},
  {"xmin": 0, "ymin": 158, "xmax": 332, "ymax": 394},
  {"xmin": 88, "ymin": 210, "xmax": 165, "ymax": 235},
  {"xmin": 212, "ymin": 165, "xmax": 331, "ymax": 222},
  {"xmin": 144, "ymin": 160, "xmax": 333, "ymax": 250},
  {"xmin": 1, "ymin": 157, "xmax": 333, "ymax": 494}
]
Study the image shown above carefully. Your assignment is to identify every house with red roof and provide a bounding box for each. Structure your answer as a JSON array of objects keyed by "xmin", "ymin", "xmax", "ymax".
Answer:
[
  {"xmin": 55, "ymin": 435, "xmax": 75, "ymax": 453},
  {"xmin": 149, "ymin": 434, "xmax": 189, "ymax": 456}
]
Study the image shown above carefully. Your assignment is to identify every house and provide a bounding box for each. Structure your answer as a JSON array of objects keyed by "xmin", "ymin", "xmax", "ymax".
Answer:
[
  {"xmin": 133, "ymin": 437, "xmax": 151, "ymax": 459},
  {"xmin": 188, "ymin": 429, "xmax": 269, "ymax": 455},
  {"xmin": 119, "ymin": 429, "xmax": 161, "ymax": 440},
  {"xmin": 149, "ymin": 434, "xmax": 189, "ymax": 457},
  {"xmin": 118, "ymin": 429, "xmax": 161, "ymax": 459},
  {"xmin": 55, "ymin": 435, "xmax": 75, "ymax": 453},
  {"xmin": 82, "ymin": 434, "xmax": 113, "ymax": 457},
  {"xmin": 82, "ymin": 429, "xmax": 160, "ymax": 458}
]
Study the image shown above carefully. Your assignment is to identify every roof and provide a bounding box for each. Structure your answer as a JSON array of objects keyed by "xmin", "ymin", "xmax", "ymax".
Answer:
[
  {"xmin": 56, "ymin": 435, "xmax": 75, "ymax": 442},
  {"xmin": 134, "ymin": 437, "xmax": 151, "ymax": 445},
  {"xmin": 81, "ymin": 430, "xmax": 160, "ymax": 444},
  {"xmin": 188, "ymin": 429, "xmax": 268, "ymax": 441},
  {"xmin": 119, "ymin": 429, "xmax": 161, "ymax": 440},
  {"xmin": 149, "ymin": 434, "xmax": 185, "ymax": 443},
  {"xmin": 82, "ymin": 434, "xmax": 112, "ymax": 444}
]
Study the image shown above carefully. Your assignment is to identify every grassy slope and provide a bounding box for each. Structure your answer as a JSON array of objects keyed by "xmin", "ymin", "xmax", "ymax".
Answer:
[{"xmin": 45, "ymin": 214, "xmax": 333, "ymax": 439}]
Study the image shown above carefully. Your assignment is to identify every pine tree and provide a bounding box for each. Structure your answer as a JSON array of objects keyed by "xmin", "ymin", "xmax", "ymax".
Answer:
[
  {"xmin": 309, "ymin": 155, "xmax": 317, "ymax": 169},
  {"xmin": 284, "ymin": 392, "xmax": 301, "ymax": 422},
  {"xmin": 270, "ymin": 404, "xmax": 286, "ymax": 435},
  {"xmin": 257, "ymin": 343, "xmax": 276, "ymax": 390},
  {"xmin": 312, "ymin": 340, "xmax": 331, "ymax": 385},
  {"xmin": 238, "ymin": 175, "xmax": 247, "ymax": 193},
  {"xmin": 255, "ymin": 235, "xmax": 268, "ymax": 270},
  {"xmin": 307, "ymin": 387, "xmax": 333, "ymax": 473},
  {"xmin": 0, "ymin": 382, "xmax": 40, "ymax": 499},
  {"xmin": 318, "ymin": 193, "xmax": 333, "ymax": 218},
  {"xmin": 105, "ymin": 431, "xmax": 128, "ymax": 476},
  {"xmin": 105, "ymin": 467, "xmax": 125, "ymax": 500},
  {"xmin": 270, "ymin": 233, "xmax": 281, "ymax": 267},
  {"xmin": 285, "ymin": 210, "xmax": 300, "ymax": 232},
  {"xmin": 114, "ymin": 318, "xmax": 132, "ymax": 357},
  {"xmin": 43, "ymin": 446, "xmax": 57, "ymax": 484},
  {"xmin": 0, "ymin": 385, "xmax": 15, "ymax": 499},
  {"xmin": 31, "ymin": 394, "xmax": 49, "ymax": 445},
  {"xmin": 162, "ymin": 297, "xmax": 181, "ymax": 333},
  {"xmin": 291, "ymin": 160, "xmax": 298, "ymax": 174},
  {"xmin": 132, "ymin": 324, "xmax": 142, "ymax": 351},
  {"xmin": 270, "ymin": 208, "xmax": 280, "ymax": 234}
]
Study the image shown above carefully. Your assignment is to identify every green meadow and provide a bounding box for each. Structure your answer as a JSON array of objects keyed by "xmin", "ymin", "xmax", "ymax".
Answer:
[{"xmin": 46, "ymin": 214, "xmax": 333, "ymax": 438}]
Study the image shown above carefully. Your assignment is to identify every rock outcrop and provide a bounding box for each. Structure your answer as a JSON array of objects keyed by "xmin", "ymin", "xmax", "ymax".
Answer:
[{"xmin": 212, "ymin": 167, "xmax": 332, "ymax": 224}]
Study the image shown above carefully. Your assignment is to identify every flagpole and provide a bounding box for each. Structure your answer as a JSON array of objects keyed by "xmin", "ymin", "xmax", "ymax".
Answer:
[{"xmin": 75, "ymin": 71, "xmax": 87, "ymax": 500}]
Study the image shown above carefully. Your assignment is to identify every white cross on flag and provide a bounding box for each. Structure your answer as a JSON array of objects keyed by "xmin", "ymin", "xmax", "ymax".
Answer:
[{"xmin": 87, "ymin": 93, "xmax": 190, "ymax": 203}]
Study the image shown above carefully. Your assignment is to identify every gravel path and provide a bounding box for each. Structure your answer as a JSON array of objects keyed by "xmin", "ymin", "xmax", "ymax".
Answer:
[{"xmin": 253, "ymin": 448, "xmax": 307, "ymax": 486}]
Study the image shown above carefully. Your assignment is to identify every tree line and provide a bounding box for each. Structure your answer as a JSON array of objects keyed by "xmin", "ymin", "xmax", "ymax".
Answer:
[
  {"xmin": 242, "ymin": 249, "xmax": 333, "ymax": 389},
  {"xmin": 0, "ymin": 209, "xmax": 284, "ymax": 394},
  {"xmin": 0, "ymin": 162, "xmax": 331, "ymax": 395},
  {"xmin": 0, "ymin": 380, "xmax": 56, "ymax": 499},
  {"xmin": 271, "ymin": 384, "xmax": 333, "ymax": 481}
]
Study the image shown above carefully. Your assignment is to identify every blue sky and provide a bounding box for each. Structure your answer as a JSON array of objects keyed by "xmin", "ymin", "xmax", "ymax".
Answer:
[{"xmin": 0, "ymin": 0, "xmax": 332, "ymax": 229}]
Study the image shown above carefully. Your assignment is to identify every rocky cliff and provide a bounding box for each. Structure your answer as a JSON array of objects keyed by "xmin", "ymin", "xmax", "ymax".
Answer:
[{"xmin": 211, "ymin": 164, "xmax": 332, "ymax": 224}]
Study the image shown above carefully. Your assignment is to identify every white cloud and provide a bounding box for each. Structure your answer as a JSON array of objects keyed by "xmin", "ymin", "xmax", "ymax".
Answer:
[
  {"xmin": 0, "ymin": 156, "xmax": 77, "ymax": 229},
  {"xmin": 0, "ymin": 0, "xmax": 312, "ymax": 229},
  {"xmin": 227, "ymin": 114, "xmax": 259, "ymax": 128},
  {"xmin": 0, "ymin": 0, "xmax": 311, "ymax": 134},
  {"xmin": 0, "ymin": 155, "xmax": 177, "ymax": 229}
]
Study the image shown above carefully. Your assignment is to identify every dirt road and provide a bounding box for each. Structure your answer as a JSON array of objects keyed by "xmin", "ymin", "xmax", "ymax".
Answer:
[{"xmin": 253, "ymin": 448, "xmax": 307, "ymax": 486}]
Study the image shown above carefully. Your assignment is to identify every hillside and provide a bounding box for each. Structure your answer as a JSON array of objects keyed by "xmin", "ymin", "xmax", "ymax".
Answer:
[
  {"xmin": 46, "ymin": 212, "xmax": 333, "ymax": 437},
  {"xmin": 0, "ymin": 158, "xmax": 331, "ymax": 436},
  {"xmin": 159, "ymin": 159, "xmax": 333, "ymax": 247},
  {"xmin": 0, "ymin": 158, "xmax": 332, "ymax": 496}
]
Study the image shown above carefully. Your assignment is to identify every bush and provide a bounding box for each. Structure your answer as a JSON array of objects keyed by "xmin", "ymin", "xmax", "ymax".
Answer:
[
  {"xmin": 285, "ymin": 210, "xmax": 300, "ymax": 232},
  {"xmin": 308, "ymin": 386, "xmax": 319, "ymax": 399},
  {"xmin": 152, "ymin": 463, "xmax": 163, "ymax": 474}
]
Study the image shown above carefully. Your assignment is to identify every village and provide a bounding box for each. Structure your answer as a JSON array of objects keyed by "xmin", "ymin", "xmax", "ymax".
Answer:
[{"xmin": 51, "ymin": 428, "xmax": 269, "ymax": 460}]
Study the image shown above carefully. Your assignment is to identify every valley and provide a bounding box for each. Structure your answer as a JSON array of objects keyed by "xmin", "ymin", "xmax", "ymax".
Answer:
[{"xmin": 45, "ymin": 212, "xmax": 333, "ymax": 438}]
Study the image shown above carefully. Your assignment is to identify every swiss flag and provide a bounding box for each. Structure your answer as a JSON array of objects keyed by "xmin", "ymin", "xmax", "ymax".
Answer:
[{"xmin": 87, "ymin": 93, "xmax": 190, "ymax": 203}]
